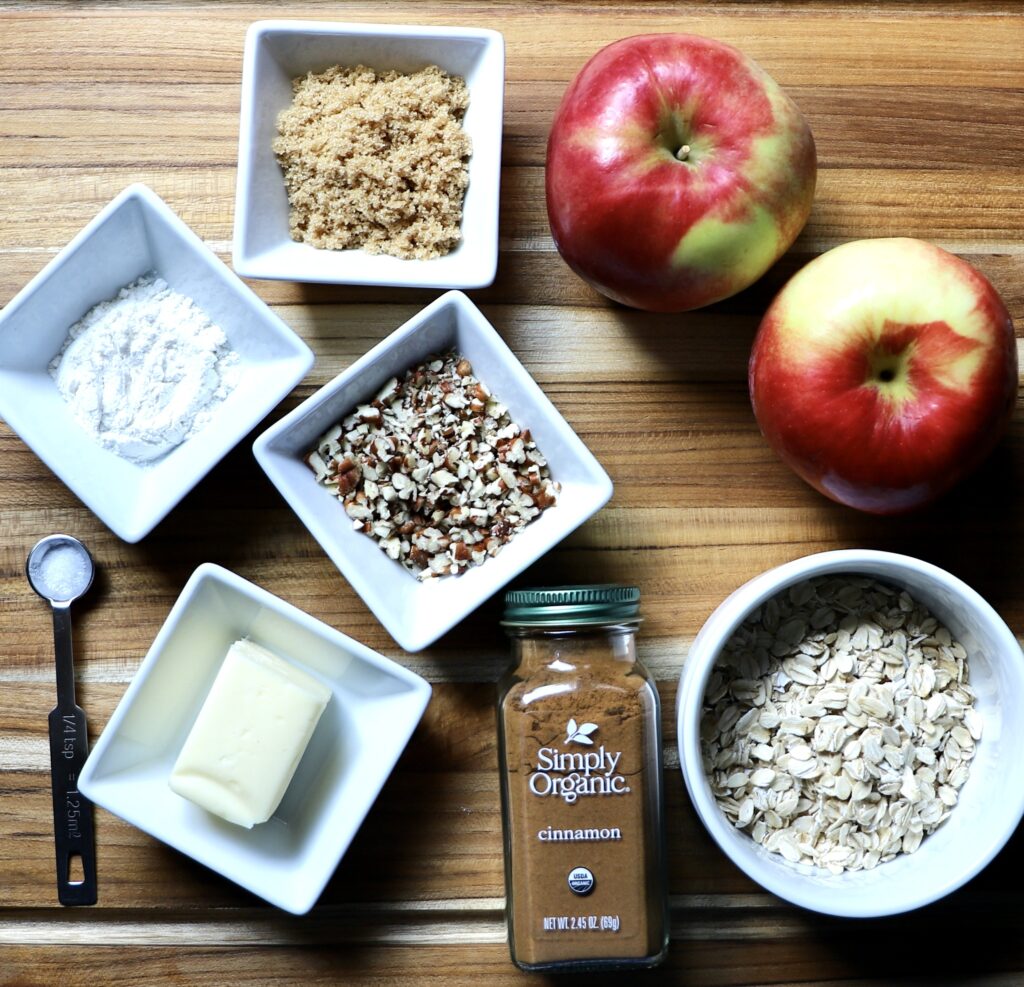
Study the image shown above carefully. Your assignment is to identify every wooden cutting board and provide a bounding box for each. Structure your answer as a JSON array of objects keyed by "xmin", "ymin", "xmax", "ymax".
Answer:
[{"xmin": 1, "ymin": 2, "xmax": 1022, "ymax": 983}]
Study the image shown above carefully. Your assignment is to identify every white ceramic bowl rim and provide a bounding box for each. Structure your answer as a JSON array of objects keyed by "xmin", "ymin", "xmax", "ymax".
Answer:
[
  {"xmin": 78, "ymin": 562, "xmax": 432, "ymax": 914},
  {"xmin": 0, "ymin": 182, "xmax": 314, "ymax": 542},
  {"xmin": 677, "ymin": 548, "xmax": 1024, "ymax": 918},
  {"xmin": 232, "ymin": 19, "xmax": 504, "ymax": 288},
  {"xmin": 252, "ymin": 289, "xmax": 613, "ymax": 652}
]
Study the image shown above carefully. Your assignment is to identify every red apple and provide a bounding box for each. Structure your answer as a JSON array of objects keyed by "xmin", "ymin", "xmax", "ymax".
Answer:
[
  {"xmin": 545, "ymin": 34, "xmax": 816, "ymax": 313},
  {"xmin": 749, "ymin": 238, "xmax": 1017, "ymax": 514}
]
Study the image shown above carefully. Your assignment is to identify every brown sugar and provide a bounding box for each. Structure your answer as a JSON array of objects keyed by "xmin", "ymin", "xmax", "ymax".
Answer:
[{"xmin": 273, "ymin": 64, "xmax": 471, "ymax": 260}]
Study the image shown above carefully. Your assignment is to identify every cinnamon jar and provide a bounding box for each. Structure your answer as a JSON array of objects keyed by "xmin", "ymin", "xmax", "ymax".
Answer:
[{"xmin": 497, "ymin": 585, "xmax": 668, "ymax": 971}]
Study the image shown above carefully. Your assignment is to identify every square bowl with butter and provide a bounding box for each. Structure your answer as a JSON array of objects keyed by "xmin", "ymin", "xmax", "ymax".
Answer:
[
  {"xmin": 232, "ymin": 19, "xmax": 504, "ymax": 288},
  {"xmin": 0, "ymin": 183, "xmax": 314, "ymax": 543},
  {"xmin": 78, "ymin": 563, "xmax": 431, "ymax": 914},
  {"xmin": 253, "ymin": 290, "xmax": 613, "ymax": 653}
]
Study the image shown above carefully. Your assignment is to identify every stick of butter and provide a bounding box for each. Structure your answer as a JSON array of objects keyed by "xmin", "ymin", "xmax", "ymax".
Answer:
[{"xmin": 169, "ymin": 638, "xmax": 331, "ymax": 828}]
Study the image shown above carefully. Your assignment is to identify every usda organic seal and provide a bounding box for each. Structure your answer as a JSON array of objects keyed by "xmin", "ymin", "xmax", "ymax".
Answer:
[{"xmin": 567, "ymin": 866, "xmax": 595, "ymax": 896}]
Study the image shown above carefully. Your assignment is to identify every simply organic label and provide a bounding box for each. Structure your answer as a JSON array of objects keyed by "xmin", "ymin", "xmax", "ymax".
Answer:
[
  {"xmin": 502, "ymin": 679, "xmax": 659, "ymax": 963},
  {"xmin": 528, "ymin": 718, "xmax": 631, "ymax": 804}
]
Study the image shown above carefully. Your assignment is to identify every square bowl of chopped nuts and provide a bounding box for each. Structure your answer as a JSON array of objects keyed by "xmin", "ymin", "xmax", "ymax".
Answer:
[
  {"xmin": 677, "ymin": 549, "xmax": 1024, "ymax": 917},
  {"xmin": 232, "ymin": 20, "xmax": 503, "ymax": 289},
  {"xmin": 253, "ymin": 290, "xmax": 612, "ymax": 652}
]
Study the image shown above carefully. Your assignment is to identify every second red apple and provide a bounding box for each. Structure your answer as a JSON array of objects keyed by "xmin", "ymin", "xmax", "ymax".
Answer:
[{"xmin": 749, "ymin": 238, "xmax": 1017, "ymax": 514}]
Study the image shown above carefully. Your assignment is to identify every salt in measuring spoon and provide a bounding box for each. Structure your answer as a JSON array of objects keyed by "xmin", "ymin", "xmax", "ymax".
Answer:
[{"xmin": 26, "ymin": 534, "xmax": 98, "ymax": 906}]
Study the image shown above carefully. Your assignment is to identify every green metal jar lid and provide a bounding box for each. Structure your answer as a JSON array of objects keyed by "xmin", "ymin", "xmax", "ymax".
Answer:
[{"xmin": 502, "ymin": 584, "xmax": 641, "ymax": 627}]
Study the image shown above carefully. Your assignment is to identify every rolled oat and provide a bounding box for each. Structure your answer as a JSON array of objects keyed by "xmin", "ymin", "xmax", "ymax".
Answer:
[{"xmin": 701, "ymin": 575, "xmax": 981, "ymax": 874}]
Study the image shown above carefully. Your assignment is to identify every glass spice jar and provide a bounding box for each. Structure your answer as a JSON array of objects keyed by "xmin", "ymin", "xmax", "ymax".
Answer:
[{"xmin": 497, "ymin": 585, "xmax": 668, "ymax": 972}]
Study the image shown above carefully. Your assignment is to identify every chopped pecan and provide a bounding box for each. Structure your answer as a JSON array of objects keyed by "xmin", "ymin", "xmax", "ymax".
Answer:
[{"xmin": 306, "ymin": 350, "xmax": 559, "ymax": 580}]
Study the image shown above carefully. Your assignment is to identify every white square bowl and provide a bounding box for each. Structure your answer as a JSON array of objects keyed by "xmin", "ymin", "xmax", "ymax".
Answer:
[
  {"xmin": 78, "ymin": 563, "xmax": 431, "ymax": 915},
  {"xmin": 253, "ymin": 290, "xmax": 613, "ymax": 652},
  {"xmin": 232, "ymin": 19, "xmax": 504, "ymax": 288},
  {"xmin": 0, "ymin": 184, "xmax": 314, "ymax": 543}
]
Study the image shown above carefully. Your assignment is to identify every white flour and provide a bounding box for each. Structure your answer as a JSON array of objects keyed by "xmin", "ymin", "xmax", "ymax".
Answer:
[{"xmin": 50, "ymin": 274, "xmax": 240, "ymax": 464}]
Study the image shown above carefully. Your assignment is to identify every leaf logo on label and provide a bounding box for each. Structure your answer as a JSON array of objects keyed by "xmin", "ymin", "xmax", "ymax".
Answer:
[{"xmin": 565, "ymin": 719, "xmax": 599, "ymax": 745}]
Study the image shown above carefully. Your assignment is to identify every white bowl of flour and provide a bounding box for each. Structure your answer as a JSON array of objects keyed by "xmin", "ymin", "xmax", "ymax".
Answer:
[
  {"xmin": 50, "ymin": 274, "xmax": 241, "ymax": 465},
  {"xmin": 0, "ymin": 184, "xmax": 314, "ymax": 541}
]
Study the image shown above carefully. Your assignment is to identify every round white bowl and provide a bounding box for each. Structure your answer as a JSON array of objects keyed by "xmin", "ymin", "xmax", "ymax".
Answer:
[{"xmin": 677, "ymin": 549, "xmax": 1024, "ymax": 918}]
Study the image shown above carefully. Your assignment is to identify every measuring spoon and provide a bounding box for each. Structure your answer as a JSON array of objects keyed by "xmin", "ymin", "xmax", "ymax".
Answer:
[{"xmin": 26, "ymin": 534, "xmax": 98, "ymax": 906}]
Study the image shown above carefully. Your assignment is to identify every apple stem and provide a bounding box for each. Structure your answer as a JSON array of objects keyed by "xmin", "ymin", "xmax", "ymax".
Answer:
[{"xmin": 676, "ymin": 144, "xmax": 691, "ymax": 161}]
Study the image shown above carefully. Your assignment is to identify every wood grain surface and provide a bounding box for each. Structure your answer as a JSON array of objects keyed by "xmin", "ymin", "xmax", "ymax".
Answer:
[{"xmin": 1, "ymin": 2, "xmax": 1022, "ymax": 984}]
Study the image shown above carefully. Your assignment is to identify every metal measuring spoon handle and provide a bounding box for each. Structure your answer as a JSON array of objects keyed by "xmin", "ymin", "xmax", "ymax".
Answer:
[
  {"xmin": 27, "ymin": 535, "xmax": 98, "ymax": 906},
  {"xmin": 48, "ymin": 598, "xmax": 98, "ymax": 905}
]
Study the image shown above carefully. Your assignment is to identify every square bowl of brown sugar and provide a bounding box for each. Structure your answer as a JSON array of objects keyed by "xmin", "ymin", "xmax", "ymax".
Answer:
[
  {"xmin": 233, "ymin": 20, "xmax": 503, "ymax": 289},
  {"xmin": 252, "ymin": 291, "xmax": 613, "ymax": 653}
]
